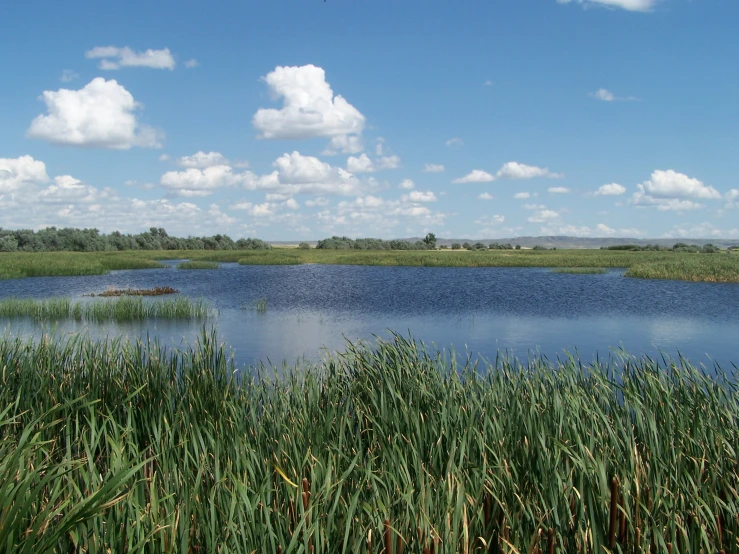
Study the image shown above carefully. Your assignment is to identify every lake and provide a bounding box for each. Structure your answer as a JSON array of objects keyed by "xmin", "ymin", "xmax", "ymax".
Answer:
[{"xmin": 1, "ymin": 262, "xmax": 738, "ymax": 369}]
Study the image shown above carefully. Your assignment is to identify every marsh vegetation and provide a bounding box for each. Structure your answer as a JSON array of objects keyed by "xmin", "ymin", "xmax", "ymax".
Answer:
[
  {"xmin": 0, "ymin": 331, "xmax": 736, "ymax": 552},
  {"xmin": 0, "ymin": 296, "xmax": 209, "ymax": 321}
]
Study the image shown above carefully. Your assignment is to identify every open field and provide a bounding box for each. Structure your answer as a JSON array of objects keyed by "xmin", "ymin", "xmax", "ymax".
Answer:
[
  {"xmin": 1, "ymin": 248, "xmax": 739, "ymax": 282},
  {"xmin": 0, "ymin": 296, "xmax": 209, "ymax": 321},
  {"xmin": 0, "ymin": 331, "xmax": 736, "ymax": 552}
]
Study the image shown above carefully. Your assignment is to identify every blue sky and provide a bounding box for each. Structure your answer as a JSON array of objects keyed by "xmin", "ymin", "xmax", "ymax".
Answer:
[{"xmin": 1, "ymin": 0, "xmax": 738, "ymax": 240}]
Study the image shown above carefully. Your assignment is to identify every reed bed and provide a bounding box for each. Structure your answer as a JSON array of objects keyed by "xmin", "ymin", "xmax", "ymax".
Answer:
[
  {"xmin": 177, "ymin": 261, "xmax": 221, "ymax": 270},
  {"xmin": 87, "ymin": 286, "xmax": 179, "ymax": 297},
  {"xmin": 0, "ymin": 330, "xmax": 736, "ymax": 553},
  {"xmin": 3, "ymin": 249, "xmax": 739, "ymax": 282},
  {"xmin": 0, "ymin": 296, "xmax": 208, "ymax": 321},
  {"xmin": 551, "ymin": 267, "xmax": 608, "ymax": 274}
]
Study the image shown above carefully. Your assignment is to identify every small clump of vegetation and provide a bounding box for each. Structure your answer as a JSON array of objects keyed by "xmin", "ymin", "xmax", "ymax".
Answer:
[
  {"xmin": 552, "ymin": 267, "xmax": 608, "ymax": 274},
  {"xmin": 0, "ymin": 331, "xmax": 737, "ymax": 552},
  {"xmin": 87, "ymin": 286, "xmax": 179, "ymax": 297},
  {"xmin": 177, "ymin": 261, "xmax": 221, "ymax": 270},
  {"xmin": 0, "ymin": 296, "xmax": 209, "ymax": 321}
]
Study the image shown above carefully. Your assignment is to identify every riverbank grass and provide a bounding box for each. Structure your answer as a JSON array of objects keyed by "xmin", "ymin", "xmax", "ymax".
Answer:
[
  {"xmin": 177, "ymin": 261, "xmax": 221, "ymax": 269},
  {"xmin": 1, "ymin": 330, "xmax": 736, "ymax": 552}
]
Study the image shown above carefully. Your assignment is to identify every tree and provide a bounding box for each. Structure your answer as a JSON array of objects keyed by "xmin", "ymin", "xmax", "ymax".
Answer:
[
  {"xmin": 451, "ymin": 243, "xmax": 461, "ymax": 250},
  {"xmin": 298, "ymin": 242, "xmax": 311, "ymax": 249},
  {"xmin": 423, "ymin": 233, "xmax": 437, "ymax": 249}
]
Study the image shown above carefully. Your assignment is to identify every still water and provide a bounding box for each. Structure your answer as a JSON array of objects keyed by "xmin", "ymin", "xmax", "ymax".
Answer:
[{"xmin": 1, "ymin": 262, "xmax": 738, "ymax": 369}]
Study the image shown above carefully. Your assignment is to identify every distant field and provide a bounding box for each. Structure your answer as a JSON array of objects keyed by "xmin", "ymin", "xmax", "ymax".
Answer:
[{"xmin": 1, "ymin": 248, "xmax": 738, "ymax": 282}]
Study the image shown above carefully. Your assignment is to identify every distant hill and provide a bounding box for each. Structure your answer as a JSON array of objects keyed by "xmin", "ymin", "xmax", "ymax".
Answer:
[
  {"xmin": 268, "ymin": 236, "xmax": 739, "ymax": 249},
  {"xmin": 399, "ymin": 236, "xmax": 739, "ymax": 249}
]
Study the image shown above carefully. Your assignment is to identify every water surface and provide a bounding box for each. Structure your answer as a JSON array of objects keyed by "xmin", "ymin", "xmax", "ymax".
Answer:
[{"xmin": 1, "ymin": 263, "xmax": 737, "ymax": 369}]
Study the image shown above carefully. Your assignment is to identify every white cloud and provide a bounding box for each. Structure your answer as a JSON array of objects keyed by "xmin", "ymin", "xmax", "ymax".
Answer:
[
  {"xmin": 403, "ymin": 190, "xmax": 437, "ymax": 203},
  {"xmin": 662, "ymin": 222, "xmax": 738, "ymax": 239},
  {"xmin": 347, "ymin": 153, "xmax": 375, "ymax": 173},
  {"xmin": 478, "ymin": 192, "xmax": 494, "ymax": 200},
  {"xmin": 513, "ymin": 192, "xmax": 531, "ymax": 199},
  {"xmin": 160, "ymin": 165, "xmax": 243, "ymax": 197},
  {"xmin": 594, "ymin": 183, "xmax": 626, "ymax": 196},
  {"xmin": 253, "ymin": 64, "xmax": 365, "ymax": 140},
  {"xmin": 725, "ymin": 189, "xmax": 739, "ymax": 209},
  {"xmin": 27, "ymin": 78, "xmax": 163, "ymax": 149},
  {"xmin": 185, "ymin": 59, "xmax": 199, "ymax": 68},
  {"xmin": 640, "ymin": 169, "xmax": 720, "ymax": 199},
  {"xmin": 631, "ymin": 189, "xmax": 704, "ymax": 211},
  {"xmin": 596, "ymin": 223, "xmax": 616, "ymax": 236},
  {"xmin": 376, "ymin": 155, "xmax": 401, "ymax": 170},
  {"xmin": 0, "ymin": 155, "xmax": 50, "ymax": 192},
  {"xmin": 305, "ymin": 197, "xmax": 330, "ymax": 207},
  {"xmin": 523, "ymin": 203, "xmax": 547, "ymax": 210},
  {"xmin": 453, "ymin": 170, "xmax": 494, "ymax": 184},
  {"xmin": 60, "ymin": 69, "xmax": 78, "ymax": 82},
  {"xmin": 496, "ymin": 162, "xmax": 563, "ymax": 180},
  {"xmin": 85, "ymin": 46, "xmax": 175, "ymax": 70},
  {"xmin": 375, "ymin": 138, "xmax": 385, "ymax": 156},
  {"xmin": 322, "ymin": 134, "xmax": 364, "ymax": 155},
  {"xmin": 592, "ymin": 88, "xmax": 615, "ymax": 101},
  {"xmin": 175, "ymin": 151, "xmax": 230, "ymax": 169},
  {"xmin": 445, "ymin": 137, "xmax": 464, "ymax": 147},
  {"xmin": 422, "ymin": 164, "xmax": 445, "ymax": 173},
  {"xmin": 399, "ymin": 179, "xmax": 415, "ymax": 190},
  {"xmin": 257, "ymin": 151, "xmax": 367, "ymax": 196},
  {"xmin": 557, "ymin": 0, "xmax": 657, "ymax": 12},
  {"xmin": 548, "ymin": 187, "xmax": 570, "ymax": 194},
  {"xmin": 590, "ymin": 88, "xmax": 639, "ymax": 102},
  {"xmin": 454, "ymin": 162, "xmax": 561, "ymax": 184},
  {"xmin": 528, "ymin": 209, "xmax": 559, "ymax": 223}
]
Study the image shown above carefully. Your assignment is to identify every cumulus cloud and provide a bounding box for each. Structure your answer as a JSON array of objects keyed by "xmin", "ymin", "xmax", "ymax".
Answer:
[
  {"xmin": 453, "ymin": 170, "xmax": 494, "ymax": 184},
  {"xmin": 85, "ymin": 46, "xmax": 175, "ymax": 70},
  {"xmin": 347, "ymin": 154, "xmax": 375, "ymax": 173},
  {"xmin": 184, "ymin": 59, "xmax": 199, "ymax": 68},
  {"xmin": 398, "ymin": 179, "xmax": 415, "ymax": 190},
  {"xmin": 725, "ymin": 189, "xmax": 739, "ymax": 209},
  {"xmin": 594, "ymin": 183, "xmax": 626, "ymax": 196},
  {"xmin": 528, "ymin": 209, "xmax": 559, "ymax": 223},
  {"xmin": 257, "ymin": 151, "xmax": 368, "ymax": 196},
  {"xmin": 630, "ymin": 170, "xmax": 720, "ymax": 211},
  {"xmin": 495, "ymin": 162, "xmax": 563, "ymax": 180},
  {"xmin": 322, "ymin": 134, "xmax": 364, "ymax": 155},
  {"xmin": 175, "ymin": 151, "xmax": 230, "ymax": 168},
  {"xmin": 557, "ymin": 0, "xmax": 657, "ymax": 12},
  {"xmin": 478, "ymin": 192, "xmax": 494, "ymax": 200},
  {"xmin": 376, "ymin": 155, "xmax": 401, "ymax": 170},
  {"xmin": 253, "ymin": 64, "xmax": 365, "ymax": 141},
  {"xmin": 590, "ymin": 88, "xmax": 639, "ymax": 102},
  {"xmin": 596, "ymin": 223, "xmax": 616, "ymax": 236},
  {"xmin": 445, "ymin": 137, "xmax": 464, "ymax": 147},
  {"xmin": 27, "ymin": 78, "xmax": 163, "ymax": 149},
  {"xmin": 402, "ymin": 190, "xmax": 437, "ymax": 203},
  {"xmin": 0, "ymin": 155, "xmax": 50, "ymax": 192},
  {"xmin": 639, "ymin": 169, "xmax": 720, "ymax": 199},
  {"xmin": 548, "ymin": 187, "xmax": 570, "ymax": 194},
  {"xmin": 160, "ymin": 165, "xmax": 243, "ymax": 197},
  {"xmin": 514, "ymin": 192, "xmax": 531, "ymax": 199},
  {"xmin": 454, "ymin": 162, "xmax": 561, "ymax": 184},
  {"xmin": 422, "ymin": 164, "xmax": 445, "ymax": 173},
  {"xmin": 662, "ymin": 222, "xmax": 738, "ymax": 239},
  {"xmin": 305, "ymin": 197, "xmax": 330, "ymax": 207}
]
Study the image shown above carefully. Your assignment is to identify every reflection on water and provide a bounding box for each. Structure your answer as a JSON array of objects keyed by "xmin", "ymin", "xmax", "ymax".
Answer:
[{"xmin": 1, "ymin": 263, "xmax": 738, "ymax": 369}]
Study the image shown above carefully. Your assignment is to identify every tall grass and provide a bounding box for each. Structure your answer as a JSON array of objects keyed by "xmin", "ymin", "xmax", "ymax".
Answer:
[
  {"xmin": 177, "ymin": 261, "xmax": 221, "ymax": 270},
  {"xmin": 0, "ymin": 296, "xmax": 209, "ymax": 321},
  {"xmin": 0, "ymin": 330, "xmax": 736, "ymax": 552},
  {"xmin": 551, "ymin": 267, "xmax": 608, "ymax": 274},
  {"xmin": 3, "ymin": 249, "xmax": 739, "ymax": 282}
]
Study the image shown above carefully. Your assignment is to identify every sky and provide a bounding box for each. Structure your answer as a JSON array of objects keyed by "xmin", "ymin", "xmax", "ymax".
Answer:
[{"xmin": 1, "ymin": 0, "xmax": 738, "ymax": 241}]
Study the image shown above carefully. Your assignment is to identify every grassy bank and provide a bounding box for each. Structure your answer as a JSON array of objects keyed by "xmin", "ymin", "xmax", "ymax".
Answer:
[
  {"xmin": 0, "ymin": 296, "xmax": 209, "ymax": 321},
  {"xmin": 1, "ymin": 331, "xmax": 736, "ymax": 553},
  {"xmin": 2, "ymin": 248, "xmax": 739, "ymax": 282},
  {"xmin": 551, "ymin": 267, "xmax": 608, "ymax": 274}
]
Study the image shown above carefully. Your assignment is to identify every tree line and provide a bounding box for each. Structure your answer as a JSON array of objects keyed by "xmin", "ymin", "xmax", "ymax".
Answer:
[{"xmin": 0, "ymin": 227, "xmax": 271, "ymax": 252}]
